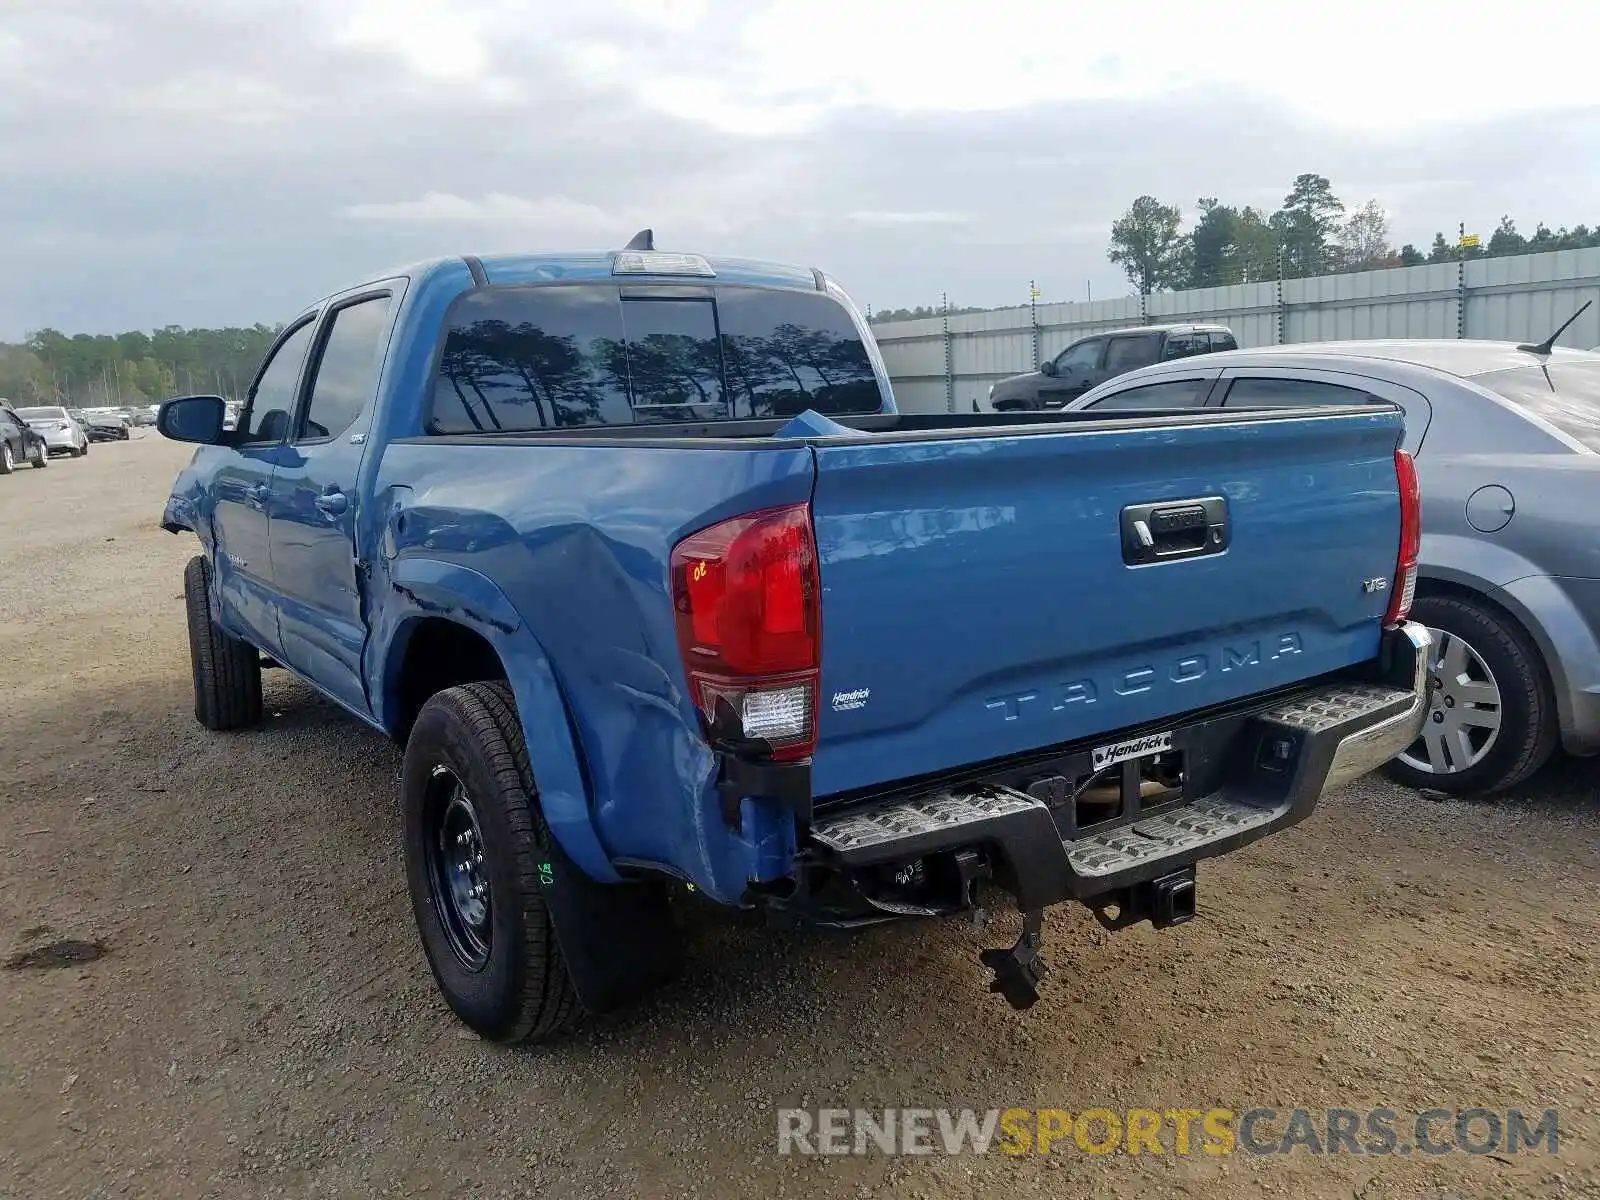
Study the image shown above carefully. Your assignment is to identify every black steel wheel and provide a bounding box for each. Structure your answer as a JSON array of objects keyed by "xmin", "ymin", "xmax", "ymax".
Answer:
[
  {"xmin": 423, "ymin": 766, "xmax": 493, "ymax": 971},
  {"xmin": 401, "ymin": 681, "xmax": 583, "ymax": 1044}
]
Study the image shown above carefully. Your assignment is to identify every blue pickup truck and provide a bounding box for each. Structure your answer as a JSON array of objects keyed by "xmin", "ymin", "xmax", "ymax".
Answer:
[{"xmin": 158, "ymin": 234, "xmax": 1431, "ymax": 1041}]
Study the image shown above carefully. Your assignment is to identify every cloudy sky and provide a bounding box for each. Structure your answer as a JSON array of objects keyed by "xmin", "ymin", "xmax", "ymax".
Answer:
[{"xmin": 3, "ymin": 0, "xmax": 1599, "ymax": 338}]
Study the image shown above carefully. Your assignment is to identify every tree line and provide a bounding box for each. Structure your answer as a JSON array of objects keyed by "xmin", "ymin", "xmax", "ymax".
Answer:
[
  {"xmin": 1107, "ymin": 174, "xmax": 1600, "ymax": 295},
  {"xmin": 10, "ymin": 188, "xmax": 1596, "ymax": 358},
  {"xmin": 866, "ymin": 177, "xmax": 1600, "ymax": 322},
  {"xmin": 865, "ymin": 303, "xmax": 992, "ymax": 325},
  {"xmin": 0, "ymin": 325, "xmax": 282, "ymax": 408}
]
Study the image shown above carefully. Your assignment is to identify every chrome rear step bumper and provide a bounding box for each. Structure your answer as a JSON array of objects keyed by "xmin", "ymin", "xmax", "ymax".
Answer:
[{"xmin": 808, "ymin": 622, "xmax": 1431, "ymax": 910}]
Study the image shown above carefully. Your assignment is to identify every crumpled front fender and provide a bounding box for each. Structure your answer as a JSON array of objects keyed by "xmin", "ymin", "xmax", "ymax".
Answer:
[{"xmin": 160, "ymin": 450, "xmax": 210, "ymax": 537}]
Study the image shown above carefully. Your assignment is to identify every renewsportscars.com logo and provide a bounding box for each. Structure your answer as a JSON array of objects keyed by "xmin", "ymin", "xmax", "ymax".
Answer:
[{"xmin": 777, "ymin": 1107, "xmax": 1561, "ymax": 1158}]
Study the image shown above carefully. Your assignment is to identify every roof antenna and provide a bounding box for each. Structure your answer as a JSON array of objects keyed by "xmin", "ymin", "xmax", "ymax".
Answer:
[
  {"xmin": 623, "ymin": 228, "xmax": 654, "ymax": 252},
  {"xmin": 1517, "ymin": 299, "xmax": 1592, "ymax": 356}
]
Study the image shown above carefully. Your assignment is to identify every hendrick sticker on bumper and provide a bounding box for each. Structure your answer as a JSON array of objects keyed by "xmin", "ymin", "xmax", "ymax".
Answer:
[{"xmin": 1091, "ymin": 731, "xmax": 1173, "ymax": 771}]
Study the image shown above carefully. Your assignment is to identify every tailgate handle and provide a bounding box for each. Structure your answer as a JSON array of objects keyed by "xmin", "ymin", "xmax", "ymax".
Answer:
[{"xmin": 1121, "ymin": 496, "xmax": 1229, "ymax": 566}]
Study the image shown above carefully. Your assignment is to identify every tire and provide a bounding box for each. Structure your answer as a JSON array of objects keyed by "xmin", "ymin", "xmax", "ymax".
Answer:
[
  {"xmin": 31, "ymin": 442, "xmax": 48, "ymax": 468},
  {"xmin": 183, "ymin": 555, "xmax": 263, "ymax": 731},
  {"xmin": 0, "ymin": 441, "xmax": 13, "ymax": 475},
  {"xmin": 402, "ymin": 681, "xmax": 583, "ymax": 1045},
  {"xmin": 1384, "ymin": 593, "xmax": 1557, "ymax": 795}
]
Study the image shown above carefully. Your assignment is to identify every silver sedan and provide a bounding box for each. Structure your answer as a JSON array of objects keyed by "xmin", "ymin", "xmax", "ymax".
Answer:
[
  {"xmin": 16, "ymin": 405, "xmax": 89, "ymax": 457},
  {"xmin": 1067, "ymin": 338, "xmax": 1600, "ymax": 796}
]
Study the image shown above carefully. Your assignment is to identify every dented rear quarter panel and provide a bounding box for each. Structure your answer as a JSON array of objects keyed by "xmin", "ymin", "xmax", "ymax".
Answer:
[{"xmin": 368, "ymin": 438, "xmax": 818, "ymax": 901}]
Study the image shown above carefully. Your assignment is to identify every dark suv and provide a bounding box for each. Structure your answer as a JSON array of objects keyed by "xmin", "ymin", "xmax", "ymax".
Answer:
[{"xmin": 987, "ymin": 323, "xmax": 1237, "ymax": 411}]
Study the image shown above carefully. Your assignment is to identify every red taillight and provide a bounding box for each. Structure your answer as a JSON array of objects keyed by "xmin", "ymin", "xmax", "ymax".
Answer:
[
  {"xmin": 671, "ymin": 503, "xmax": 821, "ymax": 760},
  {"xmin": 1385, "ymin": 448, "xmax": 1421, "ymax": 627}
]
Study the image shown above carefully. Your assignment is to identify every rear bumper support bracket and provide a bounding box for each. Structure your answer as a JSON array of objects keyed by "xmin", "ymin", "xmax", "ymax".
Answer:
[{"xmin": 980, "ymin": 907, "xmax": 1048, "ymax": 1010}]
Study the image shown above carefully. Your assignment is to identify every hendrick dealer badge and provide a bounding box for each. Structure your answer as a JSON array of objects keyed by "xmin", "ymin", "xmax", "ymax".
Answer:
[{"xmin": 1090, "ymin": 730, "xmax": 1174, "ymax": 771}]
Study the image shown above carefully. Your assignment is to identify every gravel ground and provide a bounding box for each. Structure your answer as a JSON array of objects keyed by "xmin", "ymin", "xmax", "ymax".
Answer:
[{"xmin": 2, "ymin": 436, "xmax": 1599, "ymax": 1200}]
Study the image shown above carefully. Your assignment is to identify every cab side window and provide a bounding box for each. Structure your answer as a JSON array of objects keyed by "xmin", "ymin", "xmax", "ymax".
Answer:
[
  {"xmin": 1054, "ymin": 339, "xmax": 1104, "ymax": 372},
  {"xmin": 237, "ymin": 320, "xmax": 316, "ymax": 444},
  {"xmin": 1104, "ymin": 334, "xmax": 1161, "ymax": 373},
  {"xmin": 298, "ymin": 296, "xmax": 393, "ymax": 442}
]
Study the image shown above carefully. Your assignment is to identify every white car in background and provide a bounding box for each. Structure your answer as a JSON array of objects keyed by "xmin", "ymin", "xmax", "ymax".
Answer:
[{"xmin": 17, "ymin": 405, "xmax": 89, "ymax": 457}]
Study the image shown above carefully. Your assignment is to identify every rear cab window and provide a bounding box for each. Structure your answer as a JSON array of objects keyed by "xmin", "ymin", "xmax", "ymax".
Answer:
[
  {"xmin": 1163, "ymin": 331, "xmax": 1234, "ymax": 359},
  {"xmin": 1475, "ymin": 360, "xmax": 1600, "ymax": 451},
  {"xmin": 1162, "ymin": 333, "xmax": 1203, "ymax": 360},
  {"xmin": 429, "ymin": 284, "xmax": 884, "ymax": 432}
]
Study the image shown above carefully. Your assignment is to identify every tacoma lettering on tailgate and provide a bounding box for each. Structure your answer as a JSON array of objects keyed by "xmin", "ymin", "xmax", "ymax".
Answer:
[{"xmin": 984, "ymin": 634, "xmax": 1304, "ymax": 722}]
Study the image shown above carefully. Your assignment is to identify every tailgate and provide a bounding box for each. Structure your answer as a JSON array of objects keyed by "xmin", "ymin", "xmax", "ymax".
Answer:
[{"xmin": 808, "ymin": 408, "xmax": 1405, "ymax": 796}]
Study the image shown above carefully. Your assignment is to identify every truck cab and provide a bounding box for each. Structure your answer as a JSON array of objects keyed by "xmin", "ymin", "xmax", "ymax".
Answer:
[{"xmin": 988, "ymin": 323, "xmax": 1239, "ymax": 412}]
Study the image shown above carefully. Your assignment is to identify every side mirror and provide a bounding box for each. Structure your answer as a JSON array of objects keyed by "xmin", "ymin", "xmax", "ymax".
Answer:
[
  {"xmin": 158, "ymin": 395, "xmax": 228, "ymax": 444},
  {"xmin": 1039, "ymin": 360, "xmax": 1058, "ymax": 377}
]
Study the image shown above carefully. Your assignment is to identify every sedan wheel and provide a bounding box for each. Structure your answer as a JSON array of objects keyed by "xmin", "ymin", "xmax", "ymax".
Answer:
[
  {"xmin": 1383, "ymin": 594, "xmax": 1557, "ymax": 795},
  {"xmin": 0, "ymin": 442, "xmax": 13, "ymax": 474},
  {"xmin": 1397, "ymin": 629, "xmax": 1502, "ymax": 775}
]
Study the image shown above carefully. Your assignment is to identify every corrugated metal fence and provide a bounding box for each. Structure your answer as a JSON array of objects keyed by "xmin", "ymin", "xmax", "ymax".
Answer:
[{"xmin": 873, "ymin": 247, "xmax": 1600, "ymax": 413}]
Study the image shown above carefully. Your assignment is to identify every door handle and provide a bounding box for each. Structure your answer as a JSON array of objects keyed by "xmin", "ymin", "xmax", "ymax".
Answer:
[
  {"xmin": 1121, "ymin": 496, "xmax": 1229, "ymax": 566},
  {"xmin": 315, "ymin": 490, "xmax": 349, "ymax": 517},
  {"xmin": 247, "ymin": 483, "xmax": 270, "ymax": 509}
]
